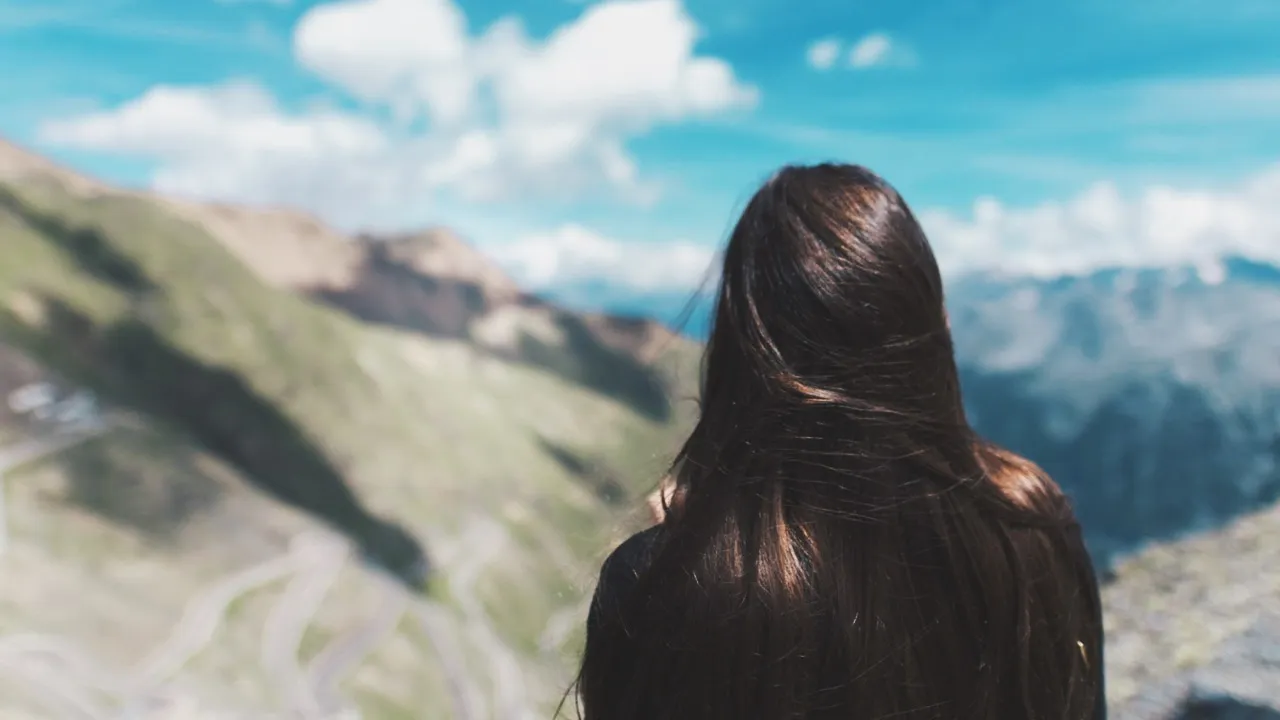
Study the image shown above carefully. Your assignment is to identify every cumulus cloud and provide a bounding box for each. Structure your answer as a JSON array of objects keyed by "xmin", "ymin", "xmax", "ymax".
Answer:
[
  {"xmin": 38, "ymin": 81, "xmax": 403, "ymax": 224},
  {"xmin": 293, "ymin": 0, "xmax": 475, "ymax": 125},
  {"xmin": 920, "ymin": 163, "xmax": 1280, "ymax": 279},
  {"xmin": 38, "ymin": 81, "xmax": 382, "ymax": 159},
  {"xmin": 805, "ymin": 38, "xmax": 841, "ymax": 71},
  {"xmin": 37, "ymin": 0, "xmax": 757, "ymax": 220},
  {"xmin": 848, "ymin": 32, "xmax": 913, "ymax": 69},
  {"xmin": 485, "ymin": 224, "xmax": 720, "ymax": 292},
  {"xmin": 848, "ymin": 33, "xmax": 891, "ymax": 68},
  {"xmin": 495, "ymin": 1, "xmax": 757, "ymax": 125},
  {"xmin": 804, "ymin": 33, "xmax": 913, "ymax": 72}
]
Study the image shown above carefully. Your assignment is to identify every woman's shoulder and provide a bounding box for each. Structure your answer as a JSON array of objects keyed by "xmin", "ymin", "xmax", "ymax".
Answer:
[
  {"xmin": 602, "ymin": 524, "xmax": 663, "ymax": 580},
  {"xmin": 587, "ymin": 524, "xmax": 664, "ymax": 639},
  {"xmin": 594, "ymin": 524, "xmax": 664, "ymax": 606}
]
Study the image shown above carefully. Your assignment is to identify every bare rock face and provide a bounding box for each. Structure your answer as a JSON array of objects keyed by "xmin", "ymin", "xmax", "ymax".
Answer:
[
  {"xmin": 153, "ymin": 188, "xmax": 690, "ymax": 405},
  {"xmin": 363, "ymin": 228, "xmax": 525, "ymax": 305},
  {"xmin": 320, "ymin": 228, "xmax": 685, "ymax": 367},
  {"xmin": 298, "ymin": 228, "xmax": 691, "ymax": 420},
  {"xmin": 580, "ymin": 311, "xmax": 681, "ymax": 365},
  {"xmin": 310, "ymin": 230, "xmax": 529, "ymax": 342},
  {"xmin": 162, "ymin": 200, "xmax": 364, "ymax": 292}
]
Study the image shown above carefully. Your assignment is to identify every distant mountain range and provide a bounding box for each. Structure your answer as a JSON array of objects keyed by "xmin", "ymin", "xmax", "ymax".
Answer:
[{"xmin": 949, "ymin": 258, "xmax": 1280, "ymax": 565}]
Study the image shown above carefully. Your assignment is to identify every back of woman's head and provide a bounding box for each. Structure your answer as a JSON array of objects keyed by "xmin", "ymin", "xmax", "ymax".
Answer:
[{"xmin": 576, "ymin": 164, "xmax": 1104, "ymax": 720}]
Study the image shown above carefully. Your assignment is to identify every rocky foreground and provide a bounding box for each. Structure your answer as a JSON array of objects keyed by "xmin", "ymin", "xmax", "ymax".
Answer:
[{"xmin": 1105, "ymin": 498, "xmax": 1280, "ymax": 718}]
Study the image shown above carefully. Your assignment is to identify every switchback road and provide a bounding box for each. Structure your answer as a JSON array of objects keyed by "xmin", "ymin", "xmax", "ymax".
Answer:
[
  {"xmin": 306, "ymin": 571, "xmax": 409, "ymax": 717},
  {"xmin": 260, "ymin": 533, "xmax": 347, "ymax": 718}
]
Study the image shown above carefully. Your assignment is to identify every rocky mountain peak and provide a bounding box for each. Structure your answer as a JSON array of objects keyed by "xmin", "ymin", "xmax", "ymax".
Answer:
[{"xmin": 357, "ymin": 228, "xmax": 525, "ymax": 307}]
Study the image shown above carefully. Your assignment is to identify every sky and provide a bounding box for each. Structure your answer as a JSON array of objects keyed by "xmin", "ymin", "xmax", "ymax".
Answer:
[{"xmin": 2, "ymin": 0, "xmax": 1279, "ymax": 319}]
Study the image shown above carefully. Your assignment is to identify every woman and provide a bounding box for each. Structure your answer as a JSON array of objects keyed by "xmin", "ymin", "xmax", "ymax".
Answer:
[{"xmin": 569, "ymin": 163, "xmax": 1106, "ymax": 719}]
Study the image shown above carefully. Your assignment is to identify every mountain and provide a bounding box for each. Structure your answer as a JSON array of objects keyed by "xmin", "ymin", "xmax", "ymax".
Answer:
[
  {"xmin": 947, "ymin": 261, "xmax": 1280, "ymax": 715},
  {"xmin": 0, "ymin": 138, "xmax": 701, "ymax": 718},
  {"xmin": 948, "ymin": 260, "xmax": 1280, "ymax": 565},
  {"xmin": 156, "ymin": 195, "xmax": 688, "ymax": 423}
]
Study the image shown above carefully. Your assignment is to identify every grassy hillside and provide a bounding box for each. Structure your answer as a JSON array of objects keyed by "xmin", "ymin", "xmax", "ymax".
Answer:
[{"xmin": 0, "ymin": 158, "xmax": 701, "ymax": 717}]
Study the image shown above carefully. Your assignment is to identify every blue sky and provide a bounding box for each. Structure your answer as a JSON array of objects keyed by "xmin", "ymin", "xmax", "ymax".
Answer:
[{"xmin": 2, "ymin": 0, "xmax": 1279, "ymax": 319}]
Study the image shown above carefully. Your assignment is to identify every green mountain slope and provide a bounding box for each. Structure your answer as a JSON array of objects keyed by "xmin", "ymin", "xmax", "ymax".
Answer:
[{"xmin": 0, "ymin": 140, "xmax": 701, "ymax": 718}]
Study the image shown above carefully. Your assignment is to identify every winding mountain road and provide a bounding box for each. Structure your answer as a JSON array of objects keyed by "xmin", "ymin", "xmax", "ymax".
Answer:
[
  {"xmin": 126, "ymin": 542, "xmax": 305, "ymax": 696},
  {"xmin": 0, "ymin": 517, "xmax": 516, "ymax": 720},
  {"xmin": 0, "ymin": 647, "xmax": 107, "ymax": 719},
  {"xmin": 410, "ymin": 600, "xmax": 480, "ymax": 720},
  {"xmin": 260, "ymin": 534, "xmax": 347, "ymax": 718},
  {"xmin": 0, "ymin": 633, "xmax": 125, "ymax": 695},
  {"xmin": 306, "ymin": 572, "xmax": 409, "ymax": 717},
  {"xmin": 0, "ymin": 532, "xmax": 349, "ymax": 718},
  {"xmin": 446, "ymin": 517, "xmax": 532, "ymax": 720},
  {"xmin": 2, "ymin": 417, "xmax": 550, "ymax": 720}
]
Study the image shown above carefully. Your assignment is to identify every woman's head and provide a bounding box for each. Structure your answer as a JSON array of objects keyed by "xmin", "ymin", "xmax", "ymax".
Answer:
[
  {"xmin": 700, "ymin": 163, "xmax": 964, "ymax": 457},
  {"xmin": 574, "ymin": 164, "xmax": 1104, "ymax": 720}
]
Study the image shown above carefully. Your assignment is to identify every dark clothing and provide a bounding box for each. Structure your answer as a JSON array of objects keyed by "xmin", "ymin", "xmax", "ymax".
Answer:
[
  {"xmin": 585, "ymin": 525, "xmax": 664, "ymax": 650},
  {"xmin": 586, "ymin": 523, "xmax": 1108, "ymax": 719}
]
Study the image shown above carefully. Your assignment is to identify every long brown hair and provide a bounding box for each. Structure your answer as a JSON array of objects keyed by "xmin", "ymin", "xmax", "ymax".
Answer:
[{"xmin": 572, "ymin": 164, "xmax": 1104, "ymax": 719}]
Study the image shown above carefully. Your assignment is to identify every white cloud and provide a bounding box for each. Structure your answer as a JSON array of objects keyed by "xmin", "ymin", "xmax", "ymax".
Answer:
[
  {"xmin": 291, "ymin": 0, "xmax": 758, "ymax": 138},
  {"xmin": 921, "ymin": 163, "xmax": 1280, "ymax": 279},
  {"xmin": 292, "ymin": 0, "xmax": 758, "ymax": 184},
  {"xmin": 37, "ymin": 0, "xmax": 757, "ymax": 220},
  {"xmin": 495, "ymin": 0, "xmax": 756, "ymax": 128},
  {"xmin": 849, "ymin": 33, "xmax": 891, "ymax": 68},
  {"xmin": 482, "ymin": 165, "xmax": 1280, "ymax": 293},
  {"xmin": 801, "ymin": 33, "xmax": 913, "ymax": 73},
  {"xmin": 38, "ymin": 82, "xmax": 401, "ymax": 225},
  {"xmin": 848, "ymin": 32, "xmax": 912, "ymax": 69},
  {"xmin": 37, "ymin": 81, "xmax": 386, "ymax": 160},
  {"xmin": 805, "ymin": 38, "xmax": 841, "ymax": 71},
  {"xmin": 485, "ymin": 224, "xmax": 719, "ymax": 292},
  {"xmin": 294, "ymin": 0, "xmax": 474, "ymax": 125}
]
